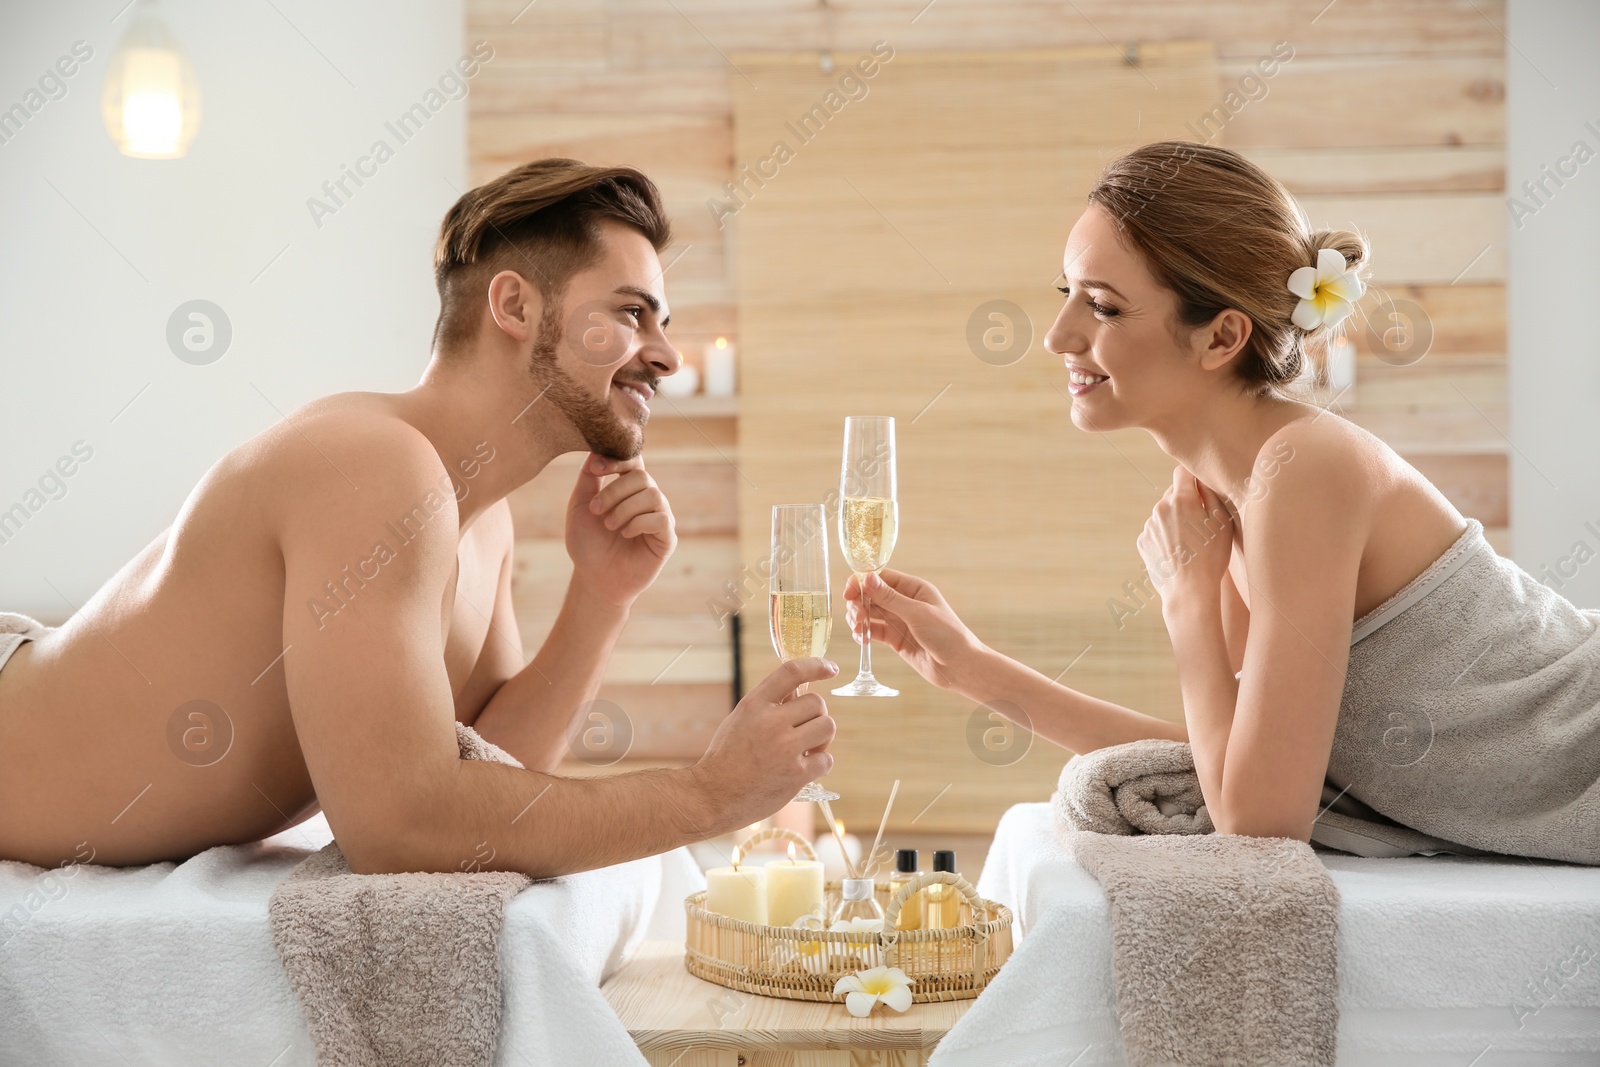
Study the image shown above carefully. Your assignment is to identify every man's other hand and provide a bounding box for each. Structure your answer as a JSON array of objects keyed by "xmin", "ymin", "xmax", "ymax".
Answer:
[{"xmin": 566, "ymin": 452, "xmax": 677, "ymax": 609}]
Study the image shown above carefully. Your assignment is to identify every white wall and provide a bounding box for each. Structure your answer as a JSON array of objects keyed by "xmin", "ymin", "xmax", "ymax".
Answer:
[
  {"xmin": 1508, "ymin": 0, "xmax": 1600, "ymax": 608},
  {"xmin": 0, "ymin": 0, "xmax": 466, "ymax": 620}
]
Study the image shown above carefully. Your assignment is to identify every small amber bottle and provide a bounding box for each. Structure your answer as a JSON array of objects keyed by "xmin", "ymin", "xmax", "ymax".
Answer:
[
  {"xmin": 887, "ymin": 849, "xmax": 922, "ymax": 931},
  {"xmin": 923, "ymin": 850, "xmax": 962, "ymax": 929}
]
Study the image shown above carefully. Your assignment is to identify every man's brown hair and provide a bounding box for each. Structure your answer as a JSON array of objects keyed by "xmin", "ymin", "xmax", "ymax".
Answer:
[{"xmin": 431, "ymin": 158, "xmax": 672, "ymax": 354}]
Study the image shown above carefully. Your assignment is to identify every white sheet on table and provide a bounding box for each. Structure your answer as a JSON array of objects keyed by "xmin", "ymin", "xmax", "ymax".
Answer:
[
  {"xmin": 0, "ymin": 813, "xmax": 704, "ymax": 1066},
  {"xmin": 930, "ymin": 803, "xmax": 1600, "ymax": 1067}
]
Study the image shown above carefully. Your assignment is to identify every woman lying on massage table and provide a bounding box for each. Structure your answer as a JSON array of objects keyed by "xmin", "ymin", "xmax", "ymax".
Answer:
[{"xmin": 844, "ymin": 140, "xmax": 1599, "ymax": 867}]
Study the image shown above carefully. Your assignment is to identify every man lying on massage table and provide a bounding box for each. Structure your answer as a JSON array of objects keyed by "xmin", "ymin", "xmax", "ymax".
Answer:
[{"xmin": 0, "ymin": 159, "xmax": 839, "ymax": 875}]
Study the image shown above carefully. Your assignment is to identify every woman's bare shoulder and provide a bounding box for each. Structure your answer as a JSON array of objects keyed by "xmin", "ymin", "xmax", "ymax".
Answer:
[
  {"xmin": 1250, "ymin": 407, "xmax": 1467, "ymax": 612},
  {"xmin": 1260, "ymin": 408, "xmax": 1462, "ymax": 522},
  {"xmin": 1240, "ymin": 408, "xmax": 1384, "ymax": 521}
]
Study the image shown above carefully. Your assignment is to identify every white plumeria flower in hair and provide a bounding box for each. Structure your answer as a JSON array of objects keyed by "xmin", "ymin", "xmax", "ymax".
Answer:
[
  {"xmin": 834, "ymin": 966, "xmax": 915, "ymax": 1017},
  {"xmin": 1287, "ymin": 247, "xmax": 1364, "ymax": 331}
]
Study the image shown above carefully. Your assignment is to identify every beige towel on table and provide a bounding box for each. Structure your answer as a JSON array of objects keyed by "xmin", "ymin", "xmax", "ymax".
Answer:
[
  {"xmin": 1053, "ymin": 739, "xmax": 1340, "ymax": 1067},
  {"xmin": 268, "ymin": 723, "xmax": 533, "ymax": 1067}
]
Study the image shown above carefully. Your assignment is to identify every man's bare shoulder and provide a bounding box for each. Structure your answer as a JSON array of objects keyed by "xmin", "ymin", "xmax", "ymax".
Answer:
[{"xmin": 245, "ymin": 392, "xmax": 458, "ymax": 551}]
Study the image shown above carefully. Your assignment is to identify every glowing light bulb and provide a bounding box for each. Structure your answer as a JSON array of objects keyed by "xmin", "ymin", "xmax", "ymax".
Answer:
[{"xmin": 102, "ymin": 0, "xmax": 201, "ymax": 159}]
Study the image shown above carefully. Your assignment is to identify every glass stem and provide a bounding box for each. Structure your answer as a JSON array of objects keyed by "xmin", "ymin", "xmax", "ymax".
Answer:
[{"xmin": 859, "ymin": 574, "xmax": 874, "ymax": 678}]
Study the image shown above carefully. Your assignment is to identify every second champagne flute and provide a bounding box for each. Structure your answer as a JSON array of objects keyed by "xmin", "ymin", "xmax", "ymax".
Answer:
[
  {"xmin": 834, "ymin": 415, "xmax": 899, "ymax": 698},
  {"xmin": 769, "ymin": 503, "xmax": 840, "ymax": 803}
]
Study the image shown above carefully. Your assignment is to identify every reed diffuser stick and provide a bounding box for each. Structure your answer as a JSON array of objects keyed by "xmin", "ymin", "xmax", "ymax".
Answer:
[
  {"xmin": 816, "ymin": 798, "xmax": 857, "ymax": 880},
  {"xmin": 864, "ymin": 779, "xmax": 900, "ymax": 879}
]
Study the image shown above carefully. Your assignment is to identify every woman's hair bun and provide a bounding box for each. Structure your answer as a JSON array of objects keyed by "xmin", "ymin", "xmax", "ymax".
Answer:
[{"xmin": 1305, "ymin": 227, "xmax": 1370, "ymax": 285}]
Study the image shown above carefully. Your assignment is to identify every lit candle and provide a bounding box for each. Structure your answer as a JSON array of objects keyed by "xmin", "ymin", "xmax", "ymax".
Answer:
[
  {"xmin": 658, "ymin": 351, "xmax": 700, "ymax": 397},
  {"xmin": 765, "ymin": 842, "xmax": 825, "ymax": 926},
  {"xmin": 812, "ymin": 820, "xmax": 862, "ymax": 881},
  {"xmin": 705, "ymin": 846, "xmax": 768, "ymax": 925},
  {"xmin": 703, "ymin": 336, "xmax": 737, "ymax": 397}
]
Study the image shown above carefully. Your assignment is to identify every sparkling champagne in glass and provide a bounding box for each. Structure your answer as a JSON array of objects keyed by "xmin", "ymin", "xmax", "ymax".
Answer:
[
  {"xmin": 769, "ymin": 504, "xmax": 839, "ymax": 803},
  {"xmin": 834, "ymin": 416, "xmax": 900, "ymax": 698}
]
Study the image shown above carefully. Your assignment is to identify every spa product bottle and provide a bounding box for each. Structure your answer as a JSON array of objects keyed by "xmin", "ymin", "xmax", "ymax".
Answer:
[
  {"xmin": 888, "ymin": 848, "xmax": 923, "ymax": 931},
  {"xmin": 830, "ymin": 876, "xmax": 885, "ymax": 927},
  {"xmin": 923, "ymin": 850, "xmax": 962, "ymax": 929}
]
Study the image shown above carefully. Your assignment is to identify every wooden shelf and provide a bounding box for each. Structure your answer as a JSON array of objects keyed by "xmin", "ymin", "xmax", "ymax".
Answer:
[{"xmin": 651, "ymin": 394, "xmax": 739, "ymax": 419}]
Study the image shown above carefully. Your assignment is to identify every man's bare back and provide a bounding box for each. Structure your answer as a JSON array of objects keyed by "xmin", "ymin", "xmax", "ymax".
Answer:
[
  {"xmin": 0, "ymin": 161, "xmax": 839, "ymax": 876},
  {"xmin": 0, "ymin": 394, "xmax": 511, "ymax": 868}
]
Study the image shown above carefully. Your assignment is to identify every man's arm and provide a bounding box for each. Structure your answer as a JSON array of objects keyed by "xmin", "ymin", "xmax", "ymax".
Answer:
[
  {"xmin": 471, "ymin": 451, "xmax": 674, "ymax": 769},
  {"xmin": 277, "ymin": 420, "xmax": 837, "ymax": 877}
]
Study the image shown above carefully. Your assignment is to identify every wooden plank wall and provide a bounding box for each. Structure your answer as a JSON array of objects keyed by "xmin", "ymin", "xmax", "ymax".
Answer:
[
  {"xmin": 729, "ymin": 43, "xmax": 1228, "ymax": 833},
  {"xmin": 467, "ymin": 0, "xmax": 1507, "ymax": 833}
]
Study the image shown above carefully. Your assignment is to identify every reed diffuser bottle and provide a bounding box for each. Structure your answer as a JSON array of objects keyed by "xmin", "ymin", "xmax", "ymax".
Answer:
[{"xmin": 831, "ymin": 876, "xmax": 885, "ymax": 927}]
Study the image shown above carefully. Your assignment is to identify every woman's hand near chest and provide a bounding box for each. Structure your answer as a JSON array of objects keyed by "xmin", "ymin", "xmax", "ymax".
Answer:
[{"xmin": 1154, "ymin": 419, "xmax": 1371, "ymax": 840}]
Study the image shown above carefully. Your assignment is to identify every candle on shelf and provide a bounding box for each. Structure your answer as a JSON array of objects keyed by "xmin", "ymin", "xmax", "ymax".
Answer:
[
  {"xmin": 703, "ymin": 336, "xmax": 736, "ymax": 397},
  {"xmin": 765, "ymin": 842, "xmax": 825, "ymax": 926},
  {"xmin": 705, "ymin": 847, "xmax": 768, "ymax": 925},
  {"xmin": 812, "ymin": 819, "xmax": 862, "ymax": 881},
  {"xmin": 1328, "ymin": 333, "xmax": 1356, "ymax": 394},
  {"xmin": 658, "ymin": 351, "xmax": 700, "ymax": 397}
]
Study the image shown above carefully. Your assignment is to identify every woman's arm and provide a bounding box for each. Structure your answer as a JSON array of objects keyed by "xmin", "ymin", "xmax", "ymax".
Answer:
[
  {"xmin": 1153, "ymin": 424, "xmax": 1367, "ymax": 840},
  {"xmin": 845, "ymin": 570, "xmax": 1186, "ymax": 754},
  {"xmin": 960, "ymin": 644, "xmax": 1188, "ymax": 752},
  {"xmin": 1162, "ymin": 592, "xmax": 1238, "ymax": 811},
  {"xmin": 1220, "ymin": 565, "xmax": 1250, "ymax": 677}
]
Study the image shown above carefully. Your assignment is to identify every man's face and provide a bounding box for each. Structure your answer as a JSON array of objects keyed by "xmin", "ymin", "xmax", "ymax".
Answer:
[{"xmin": 528, "ymin": 219, "xmax": 679, "ymax": 460}]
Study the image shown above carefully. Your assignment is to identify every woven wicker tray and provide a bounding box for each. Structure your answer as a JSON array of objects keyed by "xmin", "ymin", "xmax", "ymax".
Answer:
[{"xmin": 684, "ymin": 827, "xmax": 1014, "ymax": 1003}]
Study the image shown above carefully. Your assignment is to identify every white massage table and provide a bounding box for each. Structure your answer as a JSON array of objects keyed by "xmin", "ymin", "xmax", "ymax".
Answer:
[
  {"xmin": 0, "ymin": 814, "xmax": 703, "ymax": 1065},
  {"xmin": 931, "ymin": 803, "xmax": 1600, "ymax": 1067}
]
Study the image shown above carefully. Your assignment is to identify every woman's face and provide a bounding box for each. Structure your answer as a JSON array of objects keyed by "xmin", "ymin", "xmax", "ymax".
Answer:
[{"xmin": 1044, "ymin": 203, "xmax": 1199, "ymax": 434}]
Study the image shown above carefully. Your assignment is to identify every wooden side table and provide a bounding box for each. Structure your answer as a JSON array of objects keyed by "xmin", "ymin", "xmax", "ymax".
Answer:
[{"xmin": 601, "ymin": 941, "xmax": 974, "ymax": 1066}]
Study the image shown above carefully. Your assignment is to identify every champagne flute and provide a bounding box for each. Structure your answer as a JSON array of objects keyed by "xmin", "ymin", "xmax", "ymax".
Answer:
[
  {"xmin": 769, "ymin": 504, "xmax": 840, "ymax": 803},
  {"xmin": 833, "ymin": 416, "xmax": 900, "ymax": 698}
]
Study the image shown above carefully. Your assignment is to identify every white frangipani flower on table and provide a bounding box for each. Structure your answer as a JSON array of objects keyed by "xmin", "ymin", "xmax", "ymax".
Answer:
[
  {"xmin": 834, "ymin": 966, "xmax": 915, "ymax": 1018},
  {"xmin": 1287, "ymin": 247, "xmax": 1364, "ymax": 331}
]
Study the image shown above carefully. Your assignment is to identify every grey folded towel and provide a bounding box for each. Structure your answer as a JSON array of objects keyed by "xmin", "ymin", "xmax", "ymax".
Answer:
[
  {"xmin": 268, "ymin": 722, "xmax": 532, "ymax": 1067},
  {"xmin": 1053, "ymin": 737, "xmax": 1488, "ymax": 858},
  {"xmin": 1331, "ymin": 517, "xmax": 1600, "ymax": 865},
  {"xmin": 1054, "ymin": 740, "xmax": 1341, "ymax": 1067},
  {"xmin": 1052, "ymin": 737, "xmax": 1214, "ymax": 837}
]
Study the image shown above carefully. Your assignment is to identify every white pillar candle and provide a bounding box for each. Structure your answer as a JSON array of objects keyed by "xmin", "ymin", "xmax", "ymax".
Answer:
[
  {"xmin": 705, "ymin": 847, "xmax": 768, "ymax": 925},
  {"xmin": 703, "ymin": 337, "xmax": 737, "ymax": 397},
  {"xmin": 765, "ymin": 842, "xmax": 825, "ymax": 926},
  {"xmin": 658, "ymin": 355, "xmax": 700, "ymax": 397}
]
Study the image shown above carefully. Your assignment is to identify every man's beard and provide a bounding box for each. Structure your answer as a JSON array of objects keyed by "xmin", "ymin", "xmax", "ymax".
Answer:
[{"xmin": 526, "ymin": 302, "xmax": 649, "ymax": 461}]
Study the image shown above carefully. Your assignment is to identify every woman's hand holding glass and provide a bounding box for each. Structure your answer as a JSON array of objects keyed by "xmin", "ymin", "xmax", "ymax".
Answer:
[{"xmin": 842, "ymin": 569, "xmax": 988, "ymax": 694}]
